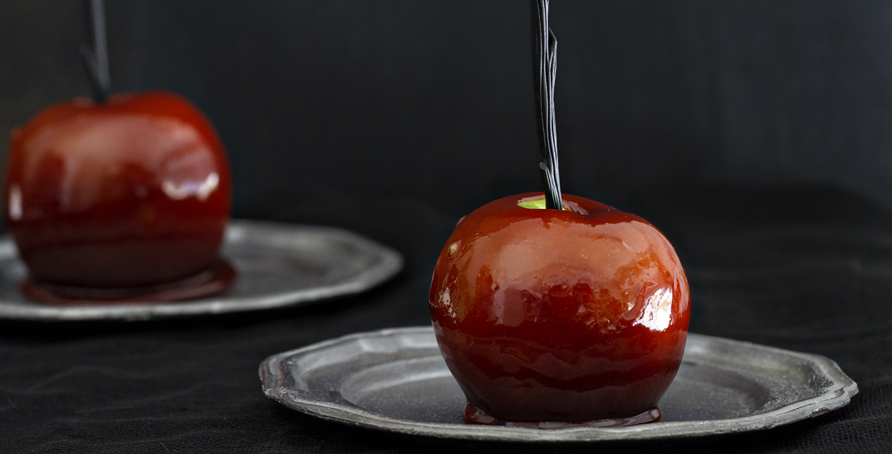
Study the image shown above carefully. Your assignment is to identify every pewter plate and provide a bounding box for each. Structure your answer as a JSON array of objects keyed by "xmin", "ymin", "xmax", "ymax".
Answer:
[
  {"xmin": 259, "ymin": 326, "xmax": 858, "ymax": 442},
  {"xmin": 0, "ymin": 220, "xmax": 402, "ymax": 321}
]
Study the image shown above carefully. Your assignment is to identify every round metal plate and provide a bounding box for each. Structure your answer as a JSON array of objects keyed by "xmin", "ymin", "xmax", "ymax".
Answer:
[
  {"xmin": 260, "ymin": 326, "xmax": 858, "ymax": 442},
  {"xmin": 0, "ymin": 220, "xmax": 403, "ymax": 321}
]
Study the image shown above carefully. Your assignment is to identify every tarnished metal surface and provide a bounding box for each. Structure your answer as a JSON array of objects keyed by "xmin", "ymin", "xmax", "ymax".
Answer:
[
  {"xmin": 0, "ymin": 220, "xmax": 402, "ymax": 321},
  {"xmin": 260, "ymin": 326, "xmax": 857, "ymax": 442}
]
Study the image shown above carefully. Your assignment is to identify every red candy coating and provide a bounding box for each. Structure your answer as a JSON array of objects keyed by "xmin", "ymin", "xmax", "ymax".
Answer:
[
  {"xmin": 429, "ymin": 193, "xmax": 690, "ymax": 422},
  {"xmin": 5, "ymin": 91, "xmax": 231, "ymax": 288}
]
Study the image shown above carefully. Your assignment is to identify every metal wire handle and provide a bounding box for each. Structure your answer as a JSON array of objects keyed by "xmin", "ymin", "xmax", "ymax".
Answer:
[{"xmin": 531, "ymin": 0, "xmax": 562, "ymax": 210}]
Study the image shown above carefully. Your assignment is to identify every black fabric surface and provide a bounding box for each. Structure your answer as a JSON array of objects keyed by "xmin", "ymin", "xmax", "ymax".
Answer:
[{"xmin": 0, "ymin": 184, "xmax": 890, "ymax": 453}]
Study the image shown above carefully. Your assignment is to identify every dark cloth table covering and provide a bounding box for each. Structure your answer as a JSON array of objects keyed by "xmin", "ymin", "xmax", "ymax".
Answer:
[{"xmin": 1, "ymin": 183, "xmax": 891, "ymax": 453}]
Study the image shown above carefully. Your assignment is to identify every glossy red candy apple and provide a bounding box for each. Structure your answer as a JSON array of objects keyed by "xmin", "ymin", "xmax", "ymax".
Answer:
[
  {"xmin": 4, "ymin": 91, "xmax": 232, "ymax": 291},
  {"xmin": 429, "ymin": 193, "xmax": 690, "ymax": 425}
]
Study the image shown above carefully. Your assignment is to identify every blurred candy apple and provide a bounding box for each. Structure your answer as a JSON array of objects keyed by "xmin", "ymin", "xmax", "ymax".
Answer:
[
  {"xmin": 429, "ymin": 193, "xmax": 690, "ymax": 424},
  {"xmin": 4, "ymin": 91, "xmax": 232, "ymax": 291}
]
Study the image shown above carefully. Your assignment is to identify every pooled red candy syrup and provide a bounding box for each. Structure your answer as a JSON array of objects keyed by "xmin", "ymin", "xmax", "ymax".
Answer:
[
  {"xmin": 429, "ymin": 193, "xmax": 690, "ymax": 427},
  {"xmin": 4, "ymin": 91, "xmax": 233, "ymax": 303}
]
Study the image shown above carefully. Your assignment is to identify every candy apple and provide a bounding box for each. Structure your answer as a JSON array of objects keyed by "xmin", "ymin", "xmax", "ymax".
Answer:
[
  {"xmin": 4, "ymin": 91, "xmax": 232, "ymax": 291},
  {"xmin": 429, "ymin": 193, "xmax": 690, "ymax": 424}
]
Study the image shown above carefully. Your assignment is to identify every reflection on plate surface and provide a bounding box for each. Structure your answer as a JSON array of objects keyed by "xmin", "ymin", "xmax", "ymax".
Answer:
[
  {"xmin": 0, "ymin": 220, "xmax": 402, "ymax": 321},
  {"xmin": 260, "ymin": 326, "xmax": 857, "ymax": 442}
]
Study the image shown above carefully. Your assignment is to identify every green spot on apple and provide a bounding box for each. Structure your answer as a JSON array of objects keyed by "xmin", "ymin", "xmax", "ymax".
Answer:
[{"xmin": 517, "ymin": 199, "xmax": 567, "ymax": 210}]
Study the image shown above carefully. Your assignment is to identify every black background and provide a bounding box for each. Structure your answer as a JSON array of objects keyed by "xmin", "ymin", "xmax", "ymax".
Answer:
[{"xmin": 1, "ymin": 1, "xmax": 892, "ymax": 453}]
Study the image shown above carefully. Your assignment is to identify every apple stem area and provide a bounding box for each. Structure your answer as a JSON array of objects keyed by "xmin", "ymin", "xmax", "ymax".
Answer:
[
  {"xmin": 531, "ymin": 0, "xmax": 563, "ymax": 211},
  {"xmin": 81, "ymin": 0, "xmax": 111, "ymax": 103},
  {"xmin": 517, "ymin": 199, "xmax": 567, "ymax": 210}
]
